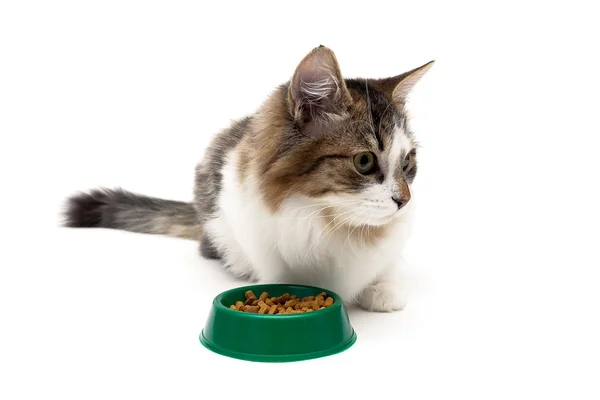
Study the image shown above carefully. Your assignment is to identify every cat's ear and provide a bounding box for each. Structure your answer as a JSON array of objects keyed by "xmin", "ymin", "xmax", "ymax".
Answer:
[
  {"xmin": 372, "ymin": 60, "xmax": 435, "ymax": 105},
  {"xmin": 288, "ymin": 46, "xmax": 352, "ymax": 125}
]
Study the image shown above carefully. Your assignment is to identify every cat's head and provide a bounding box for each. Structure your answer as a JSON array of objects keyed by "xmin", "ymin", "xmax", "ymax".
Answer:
[{"xmin": 257, "ymin": 45, "xmax": 433, "ymax": 228}]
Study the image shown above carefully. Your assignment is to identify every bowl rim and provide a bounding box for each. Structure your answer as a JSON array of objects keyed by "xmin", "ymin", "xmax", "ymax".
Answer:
[{"xmin": 213, "ymin": 283, "xmax": 343, "ymax": 318}]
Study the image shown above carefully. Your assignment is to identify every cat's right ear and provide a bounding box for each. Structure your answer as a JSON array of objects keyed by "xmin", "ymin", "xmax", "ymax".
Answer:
[
  {"xmin": 288, "ymin": 46, "xmax": 352, "ymax": 130},
  {"xmin": 371, "ymin": 60, "xmax": 435, "ymax": 106}
]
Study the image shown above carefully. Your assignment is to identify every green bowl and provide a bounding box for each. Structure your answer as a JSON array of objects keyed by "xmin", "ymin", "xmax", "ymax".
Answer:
[{"xmin": 199, "ymin": 284, "xmax": 357, "ymax": 362}]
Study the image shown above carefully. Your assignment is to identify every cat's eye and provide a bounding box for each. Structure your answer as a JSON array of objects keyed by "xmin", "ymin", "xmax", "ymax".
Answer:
[
  {"xmin": 353, "ymin": 152, "xmax": 376, "ymax": 174},
  {"xmin": 403, "ymin": 152, "xmax": 414, "ymax": 171}
]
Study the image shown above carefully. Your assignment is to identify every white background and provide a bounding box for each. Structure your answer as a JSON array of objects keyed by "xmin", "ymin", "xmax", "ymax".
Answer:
[{"xmin": 1, "ymin": 1, "xmax": 599, "ymax": 398}]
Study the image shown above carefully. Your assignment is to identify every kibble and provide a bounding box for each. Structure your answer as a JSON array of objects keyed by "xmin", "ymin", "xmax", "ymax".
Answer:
[
  {"xmin": 229, "ymin": 290, "xmax": 335, "ymax": 314},
  {"xmin": 258, "ymin": 301, "xmax": 269, "ymax": 314}
]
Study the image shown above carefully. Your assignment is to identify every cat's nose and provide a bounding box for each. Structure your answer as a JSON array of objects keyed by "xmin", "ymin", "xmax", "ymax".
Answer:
[{"xmin": 391, "ymin": 196, "xmax": 408, "ymax": 210}]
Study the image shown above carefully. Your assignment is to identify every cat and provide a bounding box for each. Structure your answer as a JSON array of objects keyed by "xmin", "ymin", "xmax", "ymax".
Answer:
[{"xmin": 63, "ymin": 45, "xmax": 434, "ymax": 312}]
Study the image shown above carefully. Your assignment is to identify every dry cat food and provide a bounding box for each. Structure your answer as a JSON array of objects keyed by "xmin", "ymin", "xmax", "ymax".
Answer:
[{"xmin": 228, "ymin": 290, "xmax": 335, "ymax": 314}]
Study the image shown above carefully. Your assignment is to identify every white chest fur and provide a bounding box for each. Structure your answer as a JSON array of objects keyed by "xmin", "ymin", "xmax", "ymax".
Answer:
[{"xmin": 204, "ymin": 148, "xmax": 415, "ymax": 302}]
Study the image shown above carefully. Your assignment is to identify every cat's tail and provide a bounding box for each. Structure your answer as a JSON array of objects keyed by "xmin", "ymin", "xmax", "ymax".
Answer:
[{"xmin": 62, "ymin": 188, "xmax": 200, "ymax": 240}]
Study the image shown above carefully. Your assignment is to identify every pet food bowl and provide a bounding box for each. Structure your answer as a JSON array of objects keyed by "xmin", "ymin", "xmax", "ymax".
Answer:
[{"xmin": 199, "ymin": 284, "xmax": 357, "ymax": 362}]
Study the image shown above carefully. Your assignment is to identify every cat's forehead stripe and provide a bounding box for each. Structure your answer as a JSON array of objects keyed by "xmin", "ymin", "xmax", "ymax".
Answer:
[{"xmin": 344, "ymin": 79, "xmax": 398, "ymax": 150}]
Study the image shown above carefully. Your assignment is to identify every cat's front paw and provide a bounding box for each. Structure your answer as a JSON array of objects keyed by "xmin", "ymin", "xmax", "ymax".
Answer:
[{"xmin": 357, "ymin": 281, "xmax": 406, "ymax": 312}]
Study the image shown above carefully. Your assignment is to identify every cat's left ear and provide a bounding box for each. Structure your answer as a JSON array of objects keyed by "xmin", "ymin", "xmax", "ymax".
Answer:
[
  {"xmin": 372, "ymin": 60, "xmax": 435, "ymax": 105},
  {"xmin": 288, "ymin": 46, "xmax": 352, "ymax": 126}
]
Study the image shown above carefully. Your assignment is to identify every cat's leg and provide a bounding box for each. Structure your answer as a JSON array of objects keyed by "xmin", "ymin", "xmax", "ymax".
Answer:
[
  {"xmin": 199, "ymin": 236, "xmax": 221, "ymax": 260},
  {"xmin": 202, "ymin": 212, "xmax": 289, "ymax": 283},
  {"xmin": 356, "ymin": 265, "xmax": 407, "ymax": 312},
  {"xmin": 203, "ymin": 215, "xmax": 258, "ymax": 281},
  {"xmin": 199, "ymin": 235, "xmax": 262, "ymax": 281},
  {"xmin": 201, "ymin": 240, "xmax": 257, "ymax": 281},
  {"xmin": 241, "ymin": 245, "xmax": 290, "ymax": 285}
]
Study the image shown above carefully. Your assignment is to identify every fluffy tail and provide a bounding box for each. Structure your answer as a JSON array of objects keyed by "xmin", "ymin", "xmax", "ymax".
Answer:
[{"xmin": 62, "ymin": 188, "xmax": 200, "ymax": 240}]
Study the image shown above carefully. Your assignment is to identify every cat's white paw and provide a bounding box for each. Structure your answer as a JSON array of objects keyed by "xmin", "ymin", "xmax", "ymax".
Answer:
[{"xmin": 357, "ymin": 281, "xmax": 406, "ymax": 312}]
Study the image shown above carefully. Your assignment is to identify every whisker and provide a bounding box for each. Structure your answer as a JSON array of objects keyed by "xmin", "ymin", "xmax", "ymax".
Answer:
[
  {"xmin": 307, "ymin": 208, "xmax": 357, "ymax": 255},
  {"xmin": 364, "ymin": 216, "xmax": 373, "ymax": 246},
  {"xmin": 275, "ymin": 205, "xmax": 334, "ymax": 248},
  {"xmin": 345, "ymin": 209, "xmax": 367, "ymax": 256},
  {"xmin": 360, "ymin": 219, "xmax": 366, "ymax": 246},
  {"xmin": 280, "ymin": 200, "xmax": 361, "ymax": 214},
  {"xmin": 266, "ymin": 200, "xmax": 362, "ymax": 223},
  {"xmin": 323, "ymin": 208, "xmax": 365, "ymax": 245},
  {"xmin": 268, "ymin": 205, "xmax": 331, "ymax": 222},
  {"xmin": 274, "ymin": 200, "xmax": 366, "ymax": 252}
]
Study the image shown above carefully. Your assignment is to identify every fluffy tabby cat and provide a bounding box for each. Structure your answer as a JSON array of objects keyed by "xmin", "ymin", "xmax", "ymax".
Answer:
[{"xmin": 63, "ymin": 46, "xmax": 434, "ymax": 312}]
